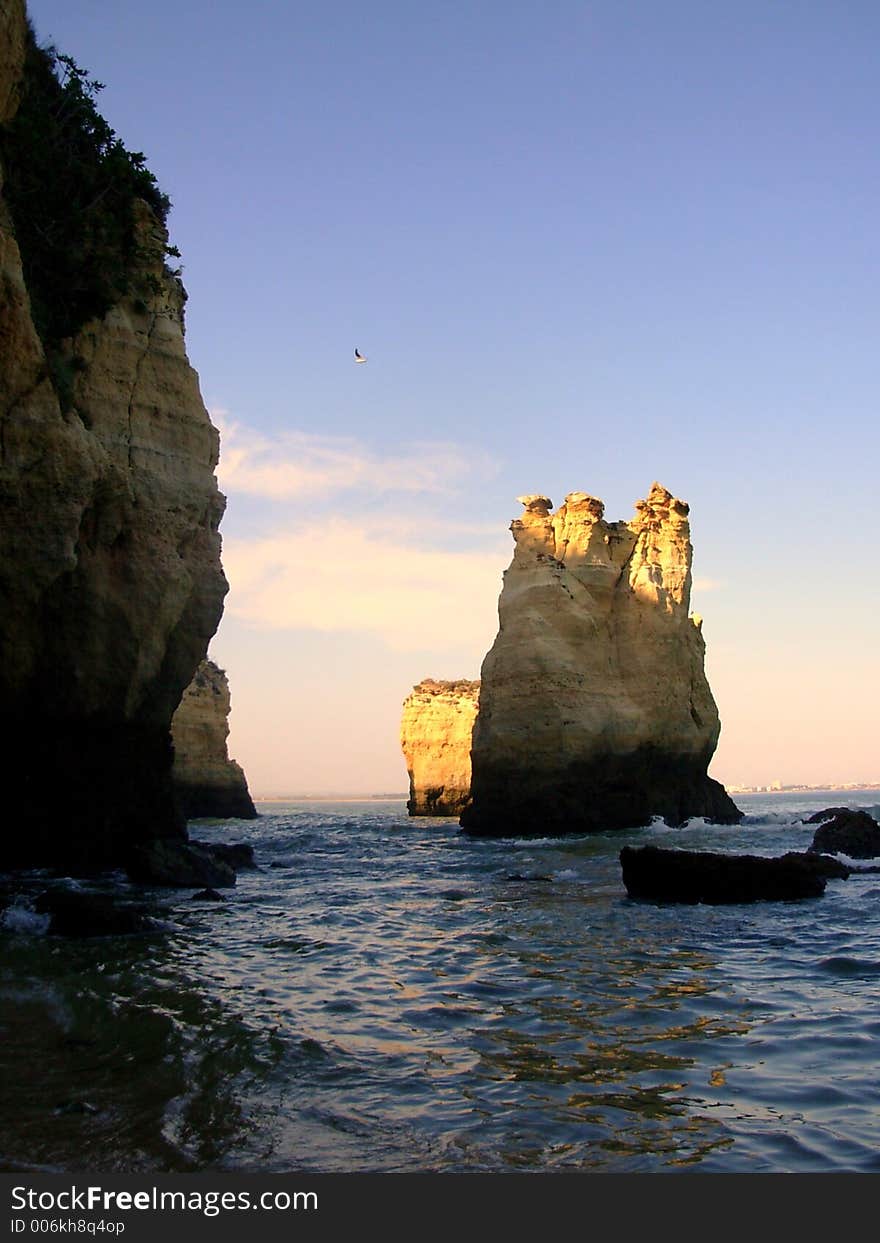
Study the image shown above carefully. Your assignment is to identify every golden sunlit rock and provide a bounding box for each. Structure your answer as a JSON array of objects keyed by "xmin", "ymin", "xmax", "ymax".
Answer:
[
  {"xmin": 400, "ymin": 679, "xmax": 480, "ymax": 816},
  {"xmin": 461, "ymin": 485, "xmax": 741, "ymax": 836}
]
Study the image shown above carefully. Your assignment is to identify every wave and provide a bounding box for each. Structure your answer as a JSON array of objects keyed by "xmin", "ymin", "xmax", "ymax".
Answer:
[
  {"xmin": 510, "ymin": 834, "xmax": 594, "ymax": 849},
  {"xmin": 741, "ymin": 812, "xmax": 806, "ymax": 827},
  {"xmin": 818, "ymin": 956, "xmax": 880, "ymax": 978}
]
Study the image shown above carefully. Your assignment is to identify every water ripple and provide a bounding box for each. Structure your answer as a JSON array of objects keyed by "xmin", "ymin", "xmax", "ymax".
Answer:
[{"xmin": 3, "ymin": 792, "xmax": 880, "ymax": 1171}]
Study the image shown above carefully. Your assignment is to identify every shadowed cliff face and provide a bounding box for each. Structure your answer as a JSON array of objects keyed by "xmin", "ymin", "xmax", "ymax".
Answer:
[
  {"xmin": 0, "ymin": 3, "xmax": 227, "ymax": 867},
  {"xmin": 172, "ymin": 661, "xmax": 257, "ymax": 821},
  {"xmin": 400, "ymin": 679, "xmax": 480, "ymax": 816},
  {"xmin": 460, "ymin": 485, "xmax": 741, "ymax": 837}
]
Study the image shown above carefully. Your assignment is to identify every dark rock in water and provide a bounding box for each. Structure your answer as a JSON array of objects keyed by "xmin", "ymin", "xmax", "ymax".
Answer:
[
  {"xmin": 804, "ymin": 806, "xmax": 854, "ymax": 824},
  {"xmin": 807, "ymin": 810, "xmax": 880, "ymax": 859},
  {"xmin": 192, "ymin": 841, "xmax": 256, "ymax": 870},
  {"xmin": 190, "ymin": 887, "xmax": 225, "ymax": 902},
  {"xmin": 506, "ymin": 873, "xmax": 554, "ymax": 883},
  {"xmin": 34, "ymin": 890, "xmax": 153, "ymax": 937},
  {"xmin": 798, "ymin": 853, "xmax": 852, "ymax": 880},
  {"xmin": 619, "ymin": 845, "xmax": 829, "ymax": 904},
  {"xmin": 464, "ymin": 755, "xmax": 742, "ymax": 837},
  {"xmin": 126, "ymin": 840, "xmax": 236, "ymax": 888}
]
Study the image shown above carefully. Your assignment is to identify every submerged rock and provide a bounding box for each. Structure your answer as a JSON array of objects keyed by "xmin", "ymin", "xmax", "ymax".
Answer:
[
  {"xmin": 34, "ymin": 890, "xmax": 154, "ymax": 937},
  {"xmin": 807, "ymin": 810, "xmax": 880, "ymax": 859},
  {"xmin": 619, "ymin": 845, "xmax": 833, "ymax": 904},
  {"xmin": 171, "ymin": 661, "xmax": 258, "ymax": 820},
  {"xmin": 194, "ymin": 841, "xmax": 256, "ymax": 870},
  {"xmin": 461, "ymin": 486, "xmax": 741, "ymax": 837},
  {"xmin": 400, "ymin": 679, "xmax": 480, "ymax": 816}
]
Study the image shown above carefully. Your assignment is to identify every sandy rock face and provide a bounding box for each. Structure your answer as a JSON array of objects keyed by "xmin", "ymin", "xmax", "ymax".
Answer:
[
  {"xmin": 401, "ymin": 679, "xmax": 480, "ymax": 816},
  {"xmin": 0, "ymin": 9, "xmax": 227, "ymax": 866},
  {"xmin": 171, "ymin": 661, "xmax": 257, "ymax": 820},
  {"xmin": 460, "ymin": 485, "xmax": 741, "ymax": 836},
  {"xmin": 0, "ymin": 1, "xmax": 26, "ymax": 125}
]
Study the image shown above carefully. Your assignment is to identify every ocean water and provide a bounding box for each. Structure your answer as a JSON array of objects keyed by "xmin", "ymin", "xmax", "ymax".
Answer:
[{"xmin": 2, "ymin": 790, "xmax": 880, "ymax": 1174}]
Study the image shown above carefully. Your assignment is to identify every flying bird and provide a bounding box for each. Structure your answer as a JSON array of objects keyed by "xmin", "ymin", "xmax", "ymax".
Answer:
[{"xmin": 354, "ymin": 348, "xmax": 367, "ymax": 363}]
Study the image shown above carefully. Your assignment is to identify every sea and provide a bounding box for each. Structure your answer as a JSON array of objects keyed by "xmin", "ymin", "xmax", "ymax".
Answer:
[{"xmin": 2, "ymin": 789, "xmax": 880, "ymax": 1175}]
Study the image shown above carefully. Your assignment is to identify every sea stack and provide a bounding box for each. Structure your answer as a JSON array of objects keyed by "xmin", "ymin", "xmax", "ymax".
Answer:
[
  {"xmin": 0, "ymin": 6, "xmax": 227, "ymax": 868},
  {"xmin": 460, "ymin": 485, "xmax": 741, "ymax": 836},
  {"xmin": 171, "ymin": 661, "xmax": 258, "ymax": 820},
  {"xmin": 401, "ymin": 679, "xmax": 480, "ymax": 816}
]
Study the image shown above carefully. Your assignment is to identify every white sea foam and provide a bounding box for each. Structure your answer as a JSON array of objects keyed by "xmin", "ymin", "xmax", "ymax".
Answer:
[
  {"xmin": 0, "ymin": 902, "xmax": 50, "ymax": 936},
  {"xmin": 510, "ymin": 834, "xmax": 593, "ymax": 849},
  {"xmin": 742, "ymin": 812, "xmax": 802, "ymax": 826},
  {"xmin": 0, "ymin": 978, "xmax": 73, "ymax": 1032},
  {"xmin": 644, "ymin": 819, "xmax": 678, "ymax": 834}
]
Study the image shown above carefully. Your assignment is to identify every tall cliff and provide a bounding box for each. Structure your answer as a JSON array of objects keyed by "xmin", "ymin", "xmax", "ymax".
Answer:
[
  {"xmin": 400, "ymin": 679, "xmax": 480, "ymax": 816},
  {"xmin": 460, "ymin": 485, "xmax": 741, "ymax": 836},
  {"xmin": 0, "ymin": 5, "xmax": 227, "ymax": 868},
  {"xmin": 172, "ymin": 661, "xmax": 257, "ymax": 820}
]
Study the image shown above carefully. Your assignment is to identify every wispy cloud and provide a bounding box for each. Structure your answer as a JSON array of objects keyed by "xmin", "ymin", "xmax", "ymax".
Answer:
[
  {"xmin": 221, "ymin": 518, "xmax": 507, "ymax": 653},
  {"xmin": 212, "ymin": 410, "xmax": 496, "ymax": 502},
  {"xmin": 212, "ymin": 410, "xmax": 508, "ymax": 652}
]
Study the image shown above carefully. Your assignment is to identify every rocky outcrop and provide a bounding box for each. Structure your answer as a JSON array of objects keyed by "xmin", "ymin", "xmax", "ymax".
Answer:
[
  {"xmin": 125, "ymin": 837, "xmax": 255, "ymax": 887},
  {"xmin": 171, "ymin": 661, "xmax": 257, "ymax": 820},
  {"xmin": 126, "ymin": 839, "xmax": 237, "ymax": 888},
  {"xmin": 0, "ymin": 7, "xmax": 227, "ymax": 869},
  {"xmin": 807, "ymin": 809, "xmax": 880, "ymax": 859},
  {"xmin": 401, "ymin": 679, "xmax": 480, "ymax": 816},
  {"xmin": 460, "ymin": 485, "xmax": 741, "ymax": 836},
  {"xmin": 619, "ymin": 845, "xmax": 833, "ymax": 904}
]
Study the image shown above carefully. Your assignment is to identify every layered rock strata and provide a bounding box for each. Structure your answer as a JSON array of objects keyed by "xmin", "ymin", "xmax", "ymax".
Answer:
[
  {"xmin": 401, "ymin": 679, "xmax": 480, "ymax": 816},
  {"xmin": 0, "ymin": 5, "xmax": 227, "ymax": 868},
  {"xmin": 460, "ymin": 485, "xmax": 741, "ymax": 836},
  {"xmin": 171, "ymin": 661, "xmax": 257, "ymax": 820}
]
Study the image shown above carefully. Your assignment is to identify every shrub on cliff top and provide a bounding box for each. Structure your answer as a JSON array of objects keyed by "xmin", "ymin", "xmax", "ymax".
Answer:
[{"xmin": 0, "ymin": 23, "xmax": 174, "ymax": 354}]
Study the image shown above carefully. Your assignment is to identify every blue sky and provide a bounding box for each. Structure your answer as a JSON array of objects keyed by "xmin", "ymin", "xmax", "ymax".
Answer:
[{"xmin": 25, "ymin": 0, "xmax": 879, "ymax": 792}]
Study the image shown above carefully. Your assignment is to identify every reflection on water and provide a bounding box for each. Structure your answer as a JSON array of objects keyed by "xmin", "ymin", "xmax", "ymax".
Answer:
[{"xmin": 2, "ymin": 791, "xmax": 880, "ymax": 1173}]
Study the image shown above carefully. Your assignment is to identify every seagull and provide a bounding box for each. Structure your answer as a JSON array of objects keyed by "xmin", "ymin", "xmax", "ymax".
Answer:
[{"xmin": 354, "ymin": 348, "xmax": 367, "ymax": 363}]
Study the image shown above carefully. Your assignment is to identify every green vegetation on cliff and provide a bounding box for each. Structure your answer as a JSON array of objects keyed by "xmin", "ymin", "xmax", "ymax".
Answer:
[{"xmin": 0, "ymin": 23, "xmax": 177, "ymax": 399}]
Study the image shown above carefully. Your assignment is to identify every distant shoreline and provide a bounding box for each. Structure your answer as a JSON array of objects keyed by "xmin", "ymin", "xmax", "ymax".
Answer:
[
  {"xmin": 726, "ymin": 784, "xmax": 880, "ymax": 795},
  {"xmin": 251, "ymin": 785, "xmax": 880, "ymax": 805},
  {"xmin": 254, "ymin": 795, "xmax": 408, "ymax": 804}
]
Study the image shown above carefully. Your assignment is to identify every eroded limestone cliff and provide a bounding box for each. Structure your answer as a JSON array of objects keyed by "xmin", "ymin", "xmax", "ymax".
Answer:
[
  {"xmin": 0, "ymin": 4, "xmax": 227, "ymax": 867},
  {"xmin": 400, "ymin": 679, "xmax": 480, "ymax": 816},
  {"xmin": 172, "ymin": 661, "xmax": 257, "ymax": 820},
  {"xmin": 460, "ymin": 485, "xmax": 741, "ymax": 836}
]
